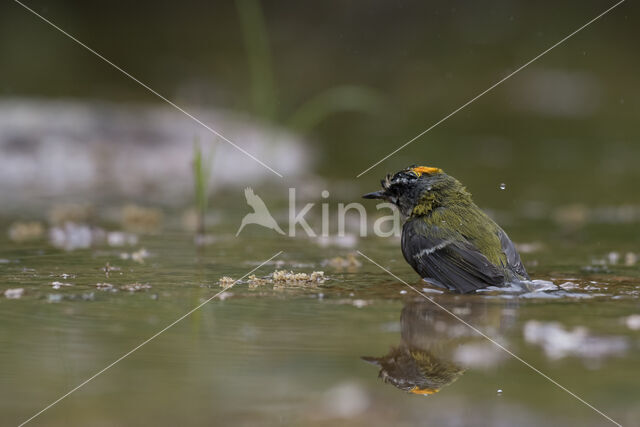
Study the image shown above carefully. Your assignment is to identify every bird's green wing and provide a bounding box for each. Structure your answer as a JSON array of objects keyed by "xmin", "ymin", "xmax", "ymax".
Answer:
[{"xmin": 401, "ymin": 219, "xmax": 505, "ymax": 293}]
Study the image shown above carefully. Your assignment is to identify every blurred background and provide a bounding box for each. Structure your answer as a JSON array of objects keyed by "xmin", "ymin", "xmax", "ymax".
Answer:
[
  {"xmin": 1, "ymin": 2, "xmax": 640, "ymax": 426},
  {"xmin": 1, "ymin": 0, "xmax": 638, "ymax": 210}
]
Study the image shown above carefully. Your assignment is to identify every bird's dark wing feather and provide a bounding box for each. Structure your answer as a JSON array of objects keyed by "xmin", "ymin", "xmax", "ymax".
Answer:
[
  {"xmin": 402, "ymin": 219, "xmax": 505, "ymax": 293},
  {"xmin": 497, "ymin": 227, "xmax": 529, "ymax": 279}
]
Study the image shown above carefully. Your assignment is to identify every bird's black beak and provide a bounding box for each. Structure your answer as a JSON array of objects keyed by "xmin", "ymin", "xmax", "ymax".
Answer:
[
  {"xmin": 362, "ymin": 190, "xmax": 386, "ymax": 200},
  {"xmin": 360, "ymin": 356, "xmax": 381, "ymax": 366}
]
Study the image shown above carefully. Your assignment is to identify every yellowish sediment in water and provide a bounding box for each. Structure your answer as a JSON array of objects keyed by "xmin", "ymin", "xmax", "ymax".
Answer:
[{"xmin": 219, "ymin": 270, "xmax": 326, "ymax": 291}]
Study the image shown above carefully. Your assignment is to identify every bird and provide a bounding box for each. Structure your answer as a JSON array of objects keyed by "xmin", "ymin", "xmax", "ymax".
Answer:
[
  {"xmin": 236, "ymin": 187, "xmax": 285, "ymax": 236},
  {"xmin": 362, "ymin": 346, "xmax": 464, "ymax": 395},
  {"xmin": 362, "ymin": 302, "xmax": 467, "ymax": 395},
  {"xmin": 363, "ymin": 165, "xmax": 529, "ymax": 293}
]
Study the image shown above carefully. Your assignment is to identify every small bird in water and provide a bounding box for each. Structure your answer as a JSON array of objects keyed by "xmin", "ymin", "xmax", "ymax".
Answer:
[{"xmin": 363, "ymin": 166, "xmax": 528, "ymax": 293}]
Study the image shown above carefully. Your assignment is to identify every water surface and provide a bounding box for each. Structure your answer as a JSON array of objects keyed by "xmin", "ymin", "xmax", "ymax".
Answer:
[{"xmin": 1, "ymin": 220, "xmax": 638, "ymax": 426}]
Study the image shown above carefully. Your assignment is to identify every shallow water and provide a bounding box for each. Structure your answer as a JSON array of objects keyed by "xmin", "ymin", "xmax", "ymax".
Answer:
[
  {"xmin": 1, "ymin": 219, "xmax": 639, "ymax": 427},
  {"xmin": 2, "ymin": 1, "xmax": 639, "ymax": 425}
]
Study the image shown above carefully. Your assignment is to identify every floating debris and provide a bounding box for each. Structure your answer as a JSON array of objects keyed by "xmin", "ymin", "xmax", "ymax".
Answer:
[
  {"xmin": 219, "ymin": 270, "xmax": 328, "ymax": 290},
  {"xmin": 307, "ymin": 271, "xmax": 326, "ymax": 283},
  {"xmin": 247, "ymin": 274, "xmax": 268, "ymax": 288},
  {"xmin": 95, "ymin": 282, "xmax": 115, "ymax": 291},
  {"xmin": 50, "ymin": 281, "xmax": 73, "ymax": 289},
  {"xmin": 326, "ymin": 253, "xmax": 362, "ymax": 269},
  {"xmin": 120, "ymin": 283, "xmax": 152, "ymax": 292},
  {"xmin": 272, "ymin": 270, "xmax": 325, "ymax": 284},
  {"xmin": 4, "ymin": 288, "xmax": 24, "ymax": 299},
  {"xmin": 219, "ymin": 276, "xmax": 235, "ymax": 288},
  {"xmin": 8, "ymin": 221, "xmax": 45, "ymax": 242},
  {"xmin": 625, "ymin": 252, "xmax": 638, "ymax": 266},
  {"xmin": 122, "ymin": 204, "xmax": 163, "ymax": 232}
]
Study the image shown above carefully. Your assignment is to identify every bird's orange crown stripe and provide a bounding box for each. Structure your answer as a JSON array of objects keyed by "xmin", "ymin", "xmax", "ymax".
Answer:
[
  {"xmin": 409, "ymin": 386, "xmax": 439, "ymax": 395},
  {"xmin": 411, "ymin": 166, "xmax": 443, "ymax": 177}
]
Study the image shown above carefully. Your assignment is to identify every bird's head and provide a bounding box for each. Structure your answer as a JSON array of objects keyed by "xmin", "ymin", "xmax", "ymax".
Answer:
[{"xmin": 363, "ymin": 165, "xmax": 460, "ymax": 216}]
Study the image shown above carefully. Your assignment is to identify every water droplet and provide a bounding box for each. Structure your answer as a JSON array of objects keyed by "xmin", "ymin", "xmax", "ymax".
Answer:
[{"xmin": 499, "ymin": 183, "xmax": 506, "ymax": 190}]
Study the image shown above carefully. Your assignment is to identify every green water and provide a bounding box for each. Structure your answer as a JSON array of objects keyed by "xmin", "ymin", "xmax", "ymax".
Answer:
[
  {"xmin": 2, "ymin": 1, "xmax": 640, "ymax": 425},
  {"xmin": 1, "ymin": 216, "xmax": 639, "ymax": 427}
]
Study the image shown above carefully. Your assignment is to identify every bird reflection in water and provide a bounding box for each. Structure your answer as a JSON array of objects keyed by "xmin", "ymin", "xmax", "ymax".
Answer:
[{"xmin": 363, "ymin": 299, "xmax": 517, "ymax": 396}]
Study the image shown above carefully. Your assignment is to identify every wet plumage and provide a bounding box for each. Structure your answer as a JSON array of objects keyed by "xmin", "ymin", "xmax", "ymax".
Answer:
[{"xmin": 363, "ymin": 166, "xmax": 529, "ymax": 293}]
